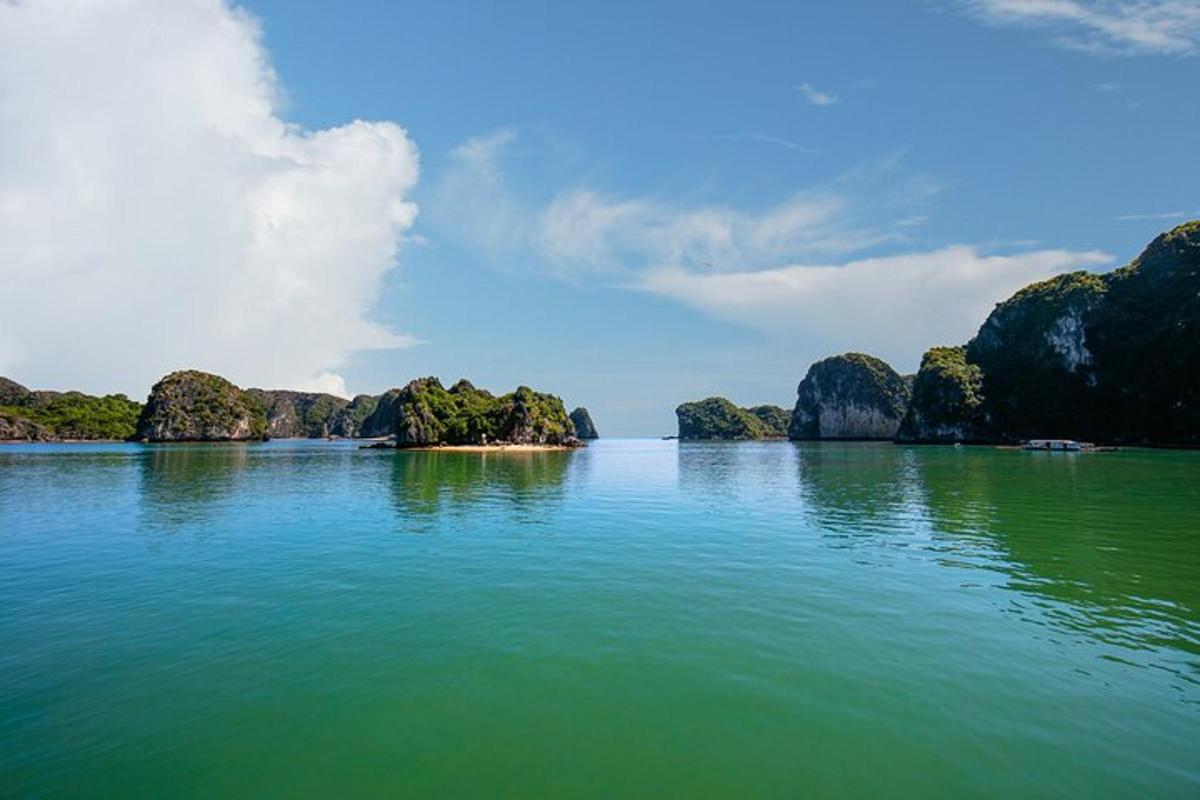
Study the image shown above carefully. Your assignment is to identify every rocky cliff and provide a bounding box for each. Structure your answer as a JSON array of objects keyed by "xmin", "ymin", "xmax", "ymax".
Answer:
[
  {"xmin": 135, "ymin": 370, "xmax": 267, "ymax": 442},
  {"xmin": 789, "ymin": 353, "xmax": 911, "ymax": 440},
  {"xmin": 368, "ymin": 377, "xmax": 581, "ymax": 447},
  {"xmin": 569, "ymin": 407, "xmax": 599, "ymax": 439},
  {"xmin": 896, "ymin": 347, "xmax": 988, "ymax": 443},
  {"xmin": 0, "ymin": 376, "xmax": 142, "ymax": 441},
  {"xmin": 0, "ymin": 377, "xmax": 30, "ymax": 405},
  {"xmin": 676, "ymin": 397, "xmax": 785, "ymax": 440},
  {"xmin": 246, "ymin": 389, "xmax": 350, "ymax": 439},
  {"xmin": 332, "ymin": 394, "xmax": 381, "ymax": 438},
  {"xmin": 902, "ymin": 220, "xmax": 1200, "ymax": 445}
]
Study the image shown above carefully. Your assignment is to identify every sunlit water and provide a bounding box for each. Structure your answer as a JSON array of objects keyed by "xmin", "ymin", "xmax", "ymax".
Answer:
[{"xmin": 1, "ymin": 439, "xmax": 1198, "ymax": 798}]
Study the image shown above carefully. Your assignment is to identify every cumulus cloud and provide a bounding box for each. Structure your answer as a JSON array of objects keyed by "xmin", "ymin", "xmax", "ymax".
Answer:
[
  {"xmin": 0, "ymin": 0, "xmax": 420, "ymax": 397},
  {"xmin": 962, "ymin": 0, "xmax": 1200, "ymax": 56},
  {"xmin": 637, "ymin": 247, "xmax": 1114, "ymax": 370}
]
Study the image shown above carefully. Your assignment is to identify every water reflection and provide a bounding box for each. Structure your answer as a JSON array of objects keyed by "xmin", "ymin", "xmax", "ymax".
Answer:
[
  {"xmin": 789, "ymin": 442, "xmax": 1200, "ymax": 674},
  {"xmin": 912, "ymin": 448, "xmax": 1200, "ymax": 665},
  {"xmin": 389, "ymin": 450, "xmax": 572, "ymax": 523},
  {"xmin": 137, "ymin": 444, "xmax": 248, "ymax": 533},
  {"xmin": 792, "ymin": 442, "xmax": 918, "ymax": 542},
  {"xmin": 676, "ymin": 441, "xmax": 798, "ymax": 503}
]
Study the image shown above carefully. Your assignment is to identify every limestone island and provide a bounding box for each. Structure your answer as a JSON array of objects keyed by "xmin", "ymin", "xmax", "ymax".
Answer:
[
  {"xmin": 675, "ymin": 397, "xmax": 789, "ymax": 440},
  {"xmin": 2, "ymin": 369, "xmax": 590, "ymax": 449},
  {"xmin": 570, "ymin": 407, "xmax": 599, "ymax": 439},
  {"xmin": 675, "ymin": 220, "xmax": 1200, "ymax": 448}
]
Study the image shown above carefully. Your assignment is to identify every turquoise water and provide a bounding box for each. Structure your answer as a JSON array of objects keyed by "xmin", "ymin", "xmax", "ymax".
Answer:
[{"xmin": 1, "ymin": 439, "xmax": 1198, "ymax": 798}]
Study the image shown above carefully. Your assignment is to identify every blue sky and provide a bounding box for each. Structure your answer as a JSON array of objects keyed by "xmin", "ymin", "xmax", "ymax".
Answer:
[{"xmin": 1, "ymin": 1, "xmax": 1197, "ymax": 433}]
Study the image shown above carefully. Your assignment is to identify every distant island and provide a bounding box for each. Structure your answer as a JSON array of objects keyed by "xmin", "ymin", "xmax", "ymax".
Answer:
[
  {"xmin": 5, "ymin": 222, "xmax": 1197, "ymax": 448},
  {"xmin": 675, "ymin": 397, "xmax": 789, "ymax": 440},
  {"xmin": 677, "ymin": 221, "xmax": 1199, "ymax": 447},
  {"xmin": 570, "ymin": 407, "xmax": 599, "ymax": 439},
  {"xmin": 1, "ymin": 371, "xmax": 590, "ymax": 449}
]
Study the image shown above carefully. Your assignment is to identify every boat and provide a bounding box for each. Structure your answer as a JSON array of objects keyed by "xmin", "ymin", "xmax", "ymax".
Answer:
[{"xmin": 1022, "ymin": 439, "xmax": 1094, "ymax": 452}]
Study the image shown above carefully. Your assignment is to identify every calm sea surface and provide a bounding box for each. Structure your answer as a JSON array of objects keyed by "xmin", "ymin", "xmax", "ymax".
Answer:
[{"xmin": 1, "ymin": 439, "xmax": 1198, "ymax": 798}]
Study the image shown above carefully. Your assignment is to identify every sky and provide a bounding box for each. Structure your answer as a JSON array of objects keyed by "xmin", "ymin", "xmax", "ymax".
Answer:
[{"xmin": 0, "ymin": 1, "xmax": 1197, "ymax": 434}]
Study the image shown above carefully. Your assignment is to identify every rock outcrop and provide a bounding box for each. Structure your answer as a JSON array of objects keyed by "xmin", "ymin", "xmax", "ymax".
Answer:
[
  {"xmin": 676, "ymin": 397, "xmax": 785, "ymax": 440},
  {"xmin": 0, "ymin": 376, "xmax": 142, "ymax": 441},
  {"xmin": 747, "ymin": 405, "xmax": 790, "ymax": 437},
  {"xmin": 896, "ymin": 347, "xmax": 988, "ymax": 443},
  {"xmin": 359, "ymin": 388, "xmax": 405, "ymax": 439},
  {"xmin": 135, "ymin": 370, "xmax": 267, "ymax": 442},
  {"xmin": 366, "ymin": 377, "xmax": 582, "ymax": 447},
  {"xmin": 569, "ymin": 407, "xmax": 599, "ymax": 439},
  {"xmin": 246, "ymin": 389, "xmax": 350, "ymax": 439},
  {"xmin": 902, "ymin": 221, "xmax": 1200, "ymax": 445},
  {"xmin": 331, "ymin": 394, "xmax": 380, "ymax": 438},
  {"xmin": 0, "ymin": 377, "xmax": 30, "ymax": 405},
  {"xmin": 788, "ymin": 353, "xmax": 911, "ymax": 440},
  {"xmin": 0, "ymin": 414, "xmax": 52, "ymax": 441}
]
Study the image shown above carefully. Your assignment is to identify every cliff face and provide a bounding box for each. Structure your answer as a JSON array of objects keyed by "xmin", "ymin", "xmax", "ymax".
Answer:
[
  {"xmin": 246, "ymin": 389, "xmax": 351, "ymax": 439},
  {"xmin": 368, "ymin": 377, "xmax": 581, "ymax": 447},
  {"xmin": 789, "ymin": 353, "xmax": 910, "ymax": 440},
  {"xmin": 0, "ymin": 377, "xmax": 142, "ymax": 441},
  {"xmin": 569, "ymin": 407, "xmax": 599, "ymax": 439},
  {"xmin": 903, "ymin": 221, "xmax": 1200, "ymax": 445},
  {"xmin": 676, "ymin": 397, "xmax": 783, "ymax": 440},
  {"xmin": 331, "ymin": 394, "xmax": 380, "ymax": 438},
  {"xmin": 0, "ymin": 414, "xmax": 52, "ymax": 441},
  {"xmin": 135, "ymin": 370, "xmax": 267, "ymax": 442},
  {"xmin": 896, "ymin": 347, "xmax": 987, "ymax": 443},
  {"xmin": 1084, "ymin": 221, "xmax": 1200, "ymax": 444}
]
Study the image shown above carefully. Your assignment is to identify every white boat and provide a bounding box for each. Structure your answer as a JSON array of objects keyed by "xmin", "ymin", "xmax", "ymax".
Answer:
[{"xmin": 1022, "ymin": 439, "xmax": 1093, "ymax": 451}]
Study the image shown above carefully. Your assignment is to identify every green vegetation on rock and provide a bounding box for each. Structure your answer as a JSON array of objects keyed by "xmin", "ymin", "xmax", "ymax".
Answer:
[
  {"xmin": 136, "ymin": 370, "xmax": 268, "ymax": 442},
  {"xmin": 335, "ymin": 394, "xmax": 380, "ymax": 437},
  {"xmin": 897, "ymin": 347, "xmax": 986, "ymax": 443},
  {"xmin": 902, "ymin": 221, "xmax": 1200, "ymax": 445},
  {"xmin": 372, "ymin": 377, "xmax": 580, "ymax": 447},
  {"xmin": 789, "ymin": 352, "xmax": 910, "ymax": 440},
  {"xmin": 247, "ymin": 389, "xmax": 351, "ymax": 439},
  {"xmin": 746, "ymin": 405, "xmax": 790, "ymax": 437},
  {"xmin": 966, "ymin": 272, "xmax": 1107, "ymax": 441},
  {"xmin": 0, "ymin": 377, "xmax": 142, "ymax": 440},
  {"xmin": 676, "ymin": 397, "xmax": 782, "ymax": 440}
]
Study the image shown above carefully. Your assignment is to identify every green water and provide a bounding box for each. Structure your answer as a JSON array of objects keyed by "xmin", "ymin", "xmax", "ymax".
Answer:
[{"xmin": 1, "ymin": 440, "xmax": 1197, "ymax": 798}]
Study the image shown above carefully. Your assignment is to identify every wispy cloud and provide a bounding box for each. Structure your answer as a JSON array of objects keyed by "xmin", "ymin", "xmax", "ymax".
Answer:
[
  {"xmin": 795, "ymin": 82, "xmax": 839, "ymax": 106},
  {"xmin": 961, "ymin": 1, "xmax": 1200, "ymax": 56},
  {"xmin": 1114, "ymin": 211, "xmax": 1193, "ymax": 221},
  {"xmin": 1093, "ymin": 80, "xmax": 1122, "ymax": 91},
  {"xmin": 429, "ymin": 131, "xmax": 941, "ymax": 279},
  {"xmin": 637, "ymin": 247, "xmax": 1113, "ymax": 370},
  {"xmin": 701, "ymin": 132, "xmax": 820, "ymax": 153},
  {"xmin": 428, "ymin": 128, "xmax": 1118, "ymax": 370}
]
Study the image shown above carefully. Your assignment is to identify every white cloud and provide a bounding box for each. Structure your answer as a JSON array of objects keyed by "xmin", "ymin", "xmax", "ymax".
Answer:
[
  {"xmin": 637, "ymin": 247, "xmax": 1114, "ymax": 371},
  {"xmin": 431, "ymin": 131, "xmax": 939, "ymax": 278},
  {"xmin": 1114, "ymin": 211, "xmax": 1192, "ymax": 221},
  {"xmin": 432, "ymin": 128, "xmax": 1117, "ymax": 372},
  {"xmin": 0, "ymin": 0, "xmax": 420, "ymax": 398},
  {"xmin": 963, "ymin": 1, "xmax": 1200, "ymax": 55},
  {"xmin": 795, "ymin": 82, "xmax": 839, "ymax": 106}
]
